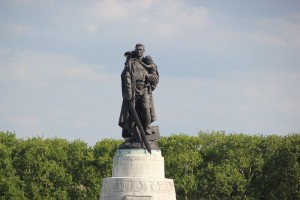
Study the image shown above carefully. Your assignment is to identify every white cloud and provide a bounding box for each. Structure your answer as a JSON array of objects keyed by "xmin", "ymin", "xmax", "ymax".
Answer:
[
  {"xmin": 256, "ymin": 18, "xmax": 300, "ymax": 48},
  {"xmin": 0, "ymin": 49, "xmax": 121, "ymax": 143},
  {"xmin": 12, "ymin": 23, "xmax": 35, "ymax": 34},
  {"xmin": 155, "ymin": 70, "xmax": 300, "ymax": 135},
  {"xmin": 0, "ymin": 50, "xmax": 114, "ymax": 84},
  {"xmin": 9, "ymin": 115, "xmax": 39, "ymax": 127},
  {"xmin": 63, "ymin": 66, "xmax": 111, "ymax": 82},
  {"xmin": 251, "ymin": 31, "xmax": 287, "ymax": 47},
  {"xmin": 81, "ymin": 0, "xmax": 209, "ymax": 38},
  {"xmin": 1, "ymin": 49, "xmax": 299, "ymax": 144},
  {"xmin": 1, "ymin": 0, "xmax": 210, "ymax": 44},
  {"xmin": 85, "ymin": 23, "xmax": 99, "ymax": 34},
  {"xmin": 1, "ymin": 0, "xmax": 300, "ymax": 144},
  {"xmin": 90, "ymin": 0, "xmax": 130, "ymax": 20}
]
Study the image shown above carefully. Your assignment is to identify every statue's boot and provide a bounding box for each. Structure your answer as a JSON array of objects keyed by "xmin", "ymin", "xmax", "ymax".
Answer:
[{"xmin": 145, "ymin": 125, "xmax": 152, "ymax": 135}]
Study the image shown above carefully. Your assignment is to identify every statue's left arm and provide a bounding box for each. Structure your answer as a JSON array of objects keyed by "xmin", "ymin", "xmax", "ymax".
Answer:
[{"xmin": 147, "ymin": 64, "xmax": 159, "ymax": 90}]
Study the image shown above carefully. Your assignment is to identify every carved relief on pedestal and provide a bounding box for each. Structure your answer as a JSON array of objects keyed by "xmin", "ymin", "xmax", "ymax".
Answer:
[
  {"xmin": 101, "ymin": 179, "xmax": 175, "ymax": 195},
  {"xmin": 114, "ymin": 155, "xmax": 164, "ymax": 162}
]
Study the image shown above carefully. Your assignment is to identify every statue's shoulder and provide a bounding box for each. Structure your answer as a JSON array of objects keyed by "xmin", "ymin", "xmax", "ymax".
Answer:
[
  {"xmin": 123, "ymin": 58, "xmax": 137, "ymax": 74},
  {"xmin": 127, "ymin": 58, "xmax": 139, "ymax": 68},
  {"xmin": 129, "ymin": 58, "xmax": 139, "ymax": 62}
]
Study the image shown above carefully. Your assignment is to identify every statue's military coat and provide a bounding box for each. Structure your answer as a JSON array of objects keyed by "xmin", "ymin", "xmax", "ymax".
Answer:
[{"xmin": 118, "ymin": 58, "xmax": 158, "ymax": 138}]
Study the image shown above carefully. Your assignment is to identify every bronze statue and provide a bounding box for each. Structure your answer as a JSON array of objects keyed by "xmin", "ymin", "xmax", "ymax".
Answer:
[{"xmin": 118, "ymin": 43, "xmax": 160, "ymax": 153}]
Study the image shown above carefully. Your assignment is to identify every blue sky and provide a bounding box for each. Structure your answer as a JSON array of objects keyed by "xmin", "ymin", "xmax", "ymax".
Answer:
[{"xmin": 1, "ymin": 0, "xmax": 300, "ymax": 145}]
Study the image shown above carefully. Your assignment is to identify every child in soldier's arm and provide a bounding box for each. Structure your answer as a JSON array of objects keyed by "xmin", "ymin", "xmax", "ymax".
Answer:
[
  {"xmin": 140, "ymin": 55, "xmax": 157, "ymax": 74},
  {"xmin": 141, "ymin": 55, "xmax": 159, "ymax": 90}
]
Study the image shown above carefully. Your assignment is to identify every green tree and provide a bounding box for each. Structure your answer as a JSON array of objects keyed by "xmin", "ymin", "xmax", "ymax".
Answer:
[
  {"xmin": 13, "ymin": 137, "xmax": 71, "ymax": 199},
  {"xmin": 259, "ymin": 134, "xmax": 300, "ymax": 200},
  {"xmin": 93, "ymin": 138, "xmax": 122, "ymax": 197},
  {"xmin": 160, "ymin": 134, "xmax": 202, "ymax": 200},
  {"xmin": 197, "ymin": 131, "xmax": 264, "ymax": 199},
  {"xmin": 0, "ymin": 130, "xmax": 299, "ymax": 199},
  {"xmin": 66, "ymin": 139, "xmax": 98, "ymax": 200},
  {"xmin": 0, "ymin": 132, "xmax": 25, "ymax": 199}
]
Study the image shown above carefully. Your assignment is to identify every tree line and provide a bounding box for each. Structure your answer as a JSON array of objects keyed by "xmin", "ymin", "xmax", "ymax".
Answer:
[{"xmin": 0, "ymin": 131, "xmax": 299, "ymax": 199}]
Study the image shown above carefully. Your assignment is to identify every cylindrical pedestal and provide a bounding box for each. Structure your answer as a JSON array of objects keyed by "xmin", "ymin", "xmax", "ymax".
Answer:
[{"xmin": 100, "ymin": 149, "xmax": 176, "ymax": 200}]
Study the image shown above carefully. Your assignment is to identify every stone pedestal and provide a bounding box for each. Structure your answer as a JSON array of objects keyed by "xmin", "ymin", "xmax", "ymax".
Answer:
[{"xmin": 100, "ymin": 149, "xmax": 176, "ymax": 200}]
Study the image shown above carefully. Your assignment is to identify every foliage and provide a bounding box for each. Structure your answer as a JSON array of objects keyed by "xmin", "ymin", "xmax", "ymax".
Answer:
[
  {"xmin": 159, "ymin": 131, "xmax": 299, "ymax": 200},
  {"xmin": 160, "ymin": 134, "xmax": 202, "ymax": 200},
  {"xmin": 0, "ymin": 132, "xmax": 25, "ymax": 199},
  {"xmin": 0, "ymin": 131, "xmax": 299, "ymax": 199}
]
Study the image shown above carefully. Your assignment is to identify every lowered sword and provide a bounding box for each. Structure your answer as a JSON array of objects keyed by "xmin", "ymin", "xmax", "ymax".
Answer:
[{"xmin": 127, "ymin": 100, "xmax": 152, "ymax": 154}]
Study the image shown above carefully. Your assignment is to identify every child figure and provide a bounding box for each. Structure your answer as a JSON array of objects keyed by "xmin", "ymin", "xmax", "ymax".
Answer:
[
  {"xmin": 141, "ymin": 55, "xmax": 157, "ymax": 74},
  {"xmin": 141, "ymin": 55, "xmax": 159, "ymax": 90},
  {"xmin": 124, "ymin": 51, "xmax": 156, "ymax": 74}
]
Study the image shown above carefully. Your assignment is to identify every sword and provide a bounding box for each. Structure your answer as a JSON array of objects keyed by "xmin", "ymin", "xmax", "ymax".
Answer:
[{"xmin": 128, "ymin": 101, "xmax": 152, "ymax": 154}]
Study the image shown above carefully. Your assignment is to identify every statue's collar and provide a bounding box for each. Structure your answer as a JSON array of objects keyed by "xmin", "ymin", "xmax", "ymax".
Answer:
[{"xmin": 131, "ymin": 57, "xmax": 143, "ymax": 62}]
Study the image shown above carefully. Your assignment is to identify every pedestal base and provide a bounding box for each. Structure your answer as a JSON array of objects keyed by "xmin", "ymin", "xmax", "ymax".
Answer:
[
  {"xmin": 100, "ymin": 177, "xmax": 176, "ymax": 200},
  {"xmin": 99, "ymin": 149, "xmax": 176, "ymax": 200},
  {"xmin": 112, "ymin": 149, "xmax": 165, "ymax": 178}
]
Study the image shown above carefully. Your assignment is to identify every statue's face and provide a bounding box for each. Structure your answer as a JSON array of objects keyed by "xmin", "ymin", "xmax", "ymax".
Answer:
[{"xmin": 135, "ymin": 45, "xmax": 145, "ymax": 58}]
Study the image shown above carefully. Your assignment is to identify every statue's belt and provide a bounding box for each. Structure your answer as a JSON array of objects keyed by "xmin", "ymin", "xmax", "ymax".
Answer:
[{"xmin": 136, "ymin": 81, "xmax": 146, "ymax": 89}]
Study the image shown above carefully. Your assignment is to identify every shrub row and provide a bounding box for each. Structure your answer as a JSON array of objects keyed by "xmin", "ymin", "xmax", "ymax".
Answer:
[{"xmin": 0, "ymin": 131, "xmax": 299, "ymax": 199}]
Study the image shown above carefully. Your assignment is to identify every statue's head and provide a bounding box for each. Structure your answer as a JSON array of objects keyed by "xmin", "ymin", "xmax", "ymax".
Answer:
[
  {"xmin": 135, "ymin": 43, "xmax": 145, "ymax": 58},
  {"xmin": 144, "ymin": 55, "xmax": 153, "ymax": 64}
]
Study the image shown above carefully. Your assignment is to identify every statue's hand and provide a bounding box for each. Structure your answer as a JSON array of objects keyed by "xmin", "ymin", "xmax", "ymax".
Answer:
[
  {"xmin": 125, "ymin": 90, "xmax": 132, "ymax": 101},
  {"xmin": 147, "ymin": 74, "xmax": 159, "ymax": 83}
]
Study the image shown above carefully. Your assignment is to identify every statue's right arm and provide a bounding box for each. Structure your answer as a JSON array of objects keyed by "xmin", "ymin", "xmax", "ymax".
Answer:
[
  {"xmin": 124, "ymin": 70, "xmax": 132, "ymax": 101},
  {"xmin": 140, "ymin": 62, "xmax": 153, "ymax": 69}
]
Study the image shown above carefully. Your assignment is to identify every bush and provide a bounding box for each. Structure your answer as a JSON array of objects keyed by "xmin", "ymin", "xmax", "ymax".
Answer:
[{"xmin": 0, "ymin": 131, "xmax": 299, "ymax": 199}]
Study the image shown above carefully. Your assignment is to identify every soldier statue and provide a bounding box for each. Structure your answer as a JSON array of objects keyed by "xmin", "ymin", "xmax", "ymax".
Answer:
[{"xmin": 118, "ymin": 43, "xmax": 160, "ymax": 153}]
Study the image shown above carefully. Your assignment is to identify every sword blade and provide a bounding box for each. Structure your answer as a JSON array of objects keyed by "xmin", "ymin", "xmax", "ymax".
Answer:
[{"xmin": 128, "ymin": 101, "xmax": 152, "ymax": 154}]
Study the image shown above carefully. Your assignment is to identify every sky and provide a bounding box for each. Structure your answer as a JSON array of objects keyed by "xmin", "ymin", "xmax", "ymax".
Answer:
[{"xmin": 1, "ymin": 0, "xmax": 300, "ymax": 146}]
